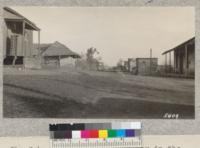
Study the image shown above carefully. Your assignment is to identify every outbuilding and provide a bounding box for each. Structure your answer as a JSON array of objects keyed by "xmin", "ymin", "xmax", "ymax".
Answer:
[
  {"xmin": 34, "ymin": 41, "xmax": 80, "ymax": 68},
  {"xmin": 127, "ymin": 58, "xmax": 158, "ymax": 75}
]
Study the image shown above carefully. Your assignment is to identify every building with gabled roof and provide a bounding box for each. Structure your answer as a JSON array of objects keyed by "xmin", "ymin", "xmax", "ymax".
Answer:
[
  {"xmin": 34, "ymin": 41, "xmax": 80, "ymax": 68},
  {"xmin": 3, "ymin": 7, "xmax": 40, "ymax": 66}
]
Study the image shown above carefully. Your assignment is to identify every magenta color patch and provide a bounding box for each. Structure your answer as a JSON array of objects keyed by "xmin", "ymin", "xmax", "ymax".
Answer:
[{"xmin": 81, "ymin": 130, "xmax": 90, "ymax": 138}]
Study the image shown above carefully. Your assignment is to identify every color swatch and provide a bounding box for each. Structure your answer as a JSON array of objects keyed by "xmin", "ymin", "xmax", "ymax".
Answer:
[{"xmin": 49, "ymin": 122, "xmax": 141, "ymax": 139}]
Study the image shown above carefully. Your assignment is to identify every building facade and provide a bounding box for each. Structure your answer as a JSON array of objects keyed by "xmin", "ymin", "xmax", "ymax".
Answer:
[
  {"xmin": 162, "ymin": 37, "xmax": 195, "ymax": 76},
  {"xmin": 128, "ymin": 58, "xmax": 158, "ymax": 75},
  {"xmin": 3, "ymin": 7, "xmax": 40, "ymax": 66}
]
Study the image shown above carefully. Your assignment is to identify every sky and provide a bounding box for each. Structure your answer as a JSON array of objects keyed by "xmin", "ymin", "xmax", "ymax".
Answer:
[{"xmin": 12, "ymin": 7, "xmax": 195, "ymax": 66}]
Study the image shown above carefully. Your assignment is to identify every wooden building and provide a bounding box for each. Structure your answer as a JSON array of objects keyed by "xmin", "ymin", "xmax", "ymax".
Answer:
[
  {"xmin": 127, "ymin": 58, "xmax": 158, "ymax": 75},
  {"xmin": 3, "ymin": 7, "xmax": 40, "ymax": 66},
  {"xmin": 162, "ymin": 37, "xmax": 195, "ymax": 76},
  {"xmin": 34, "ymin": 41, "xmax": 80, "ymax": 68}
]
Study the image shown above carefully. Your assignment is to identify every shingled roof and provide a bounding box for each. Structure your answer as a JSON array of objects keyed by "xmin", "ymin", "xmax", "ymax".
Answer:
[{"xmin": 34, "ymin": 41, "xmax": 80, "ymax": 58}]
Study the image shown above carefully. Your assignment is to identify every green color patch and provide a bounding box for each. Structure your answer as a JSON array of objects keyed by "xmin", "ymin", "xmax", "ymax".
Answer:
[{"xmin": 108, "ymin": 130, "xmax": 117, "ymax": 138}]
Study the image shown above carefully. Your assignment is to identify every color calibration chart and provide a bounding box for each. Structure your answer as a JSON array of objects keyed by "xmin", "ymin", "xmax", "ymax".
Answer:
[{"xmin": 49, "ymin": 122, "xmax": 142, "ymax": 148}]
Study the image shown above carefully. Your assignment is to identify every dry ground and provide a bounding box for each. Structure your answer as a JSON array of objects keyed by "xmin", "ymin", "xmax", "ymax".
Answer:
[{"xmin": 3, "ymin": 67, "xmax": 194, "ymax": 118}]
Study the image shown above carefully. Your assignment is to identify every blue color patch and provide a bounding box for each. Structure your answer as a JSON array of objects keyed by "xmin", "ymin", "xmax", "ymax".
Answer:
[{"xmin": 125, "ymin": 129, "xmax": 135, "ymax": 137}]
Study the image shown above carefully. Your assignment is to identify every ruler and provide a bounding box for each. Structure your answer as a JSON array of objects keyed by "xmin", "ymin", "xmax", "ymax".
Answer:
[{"xmin": 50, "ymin": 138, "xmax": 141, "ymax": 148}]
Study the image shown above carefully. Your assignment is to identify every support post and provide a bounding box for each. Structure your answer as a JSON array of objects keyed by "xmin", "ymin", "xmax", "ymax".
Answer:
[
  {"xmin": 38, "ymin": 30, "xmax": 40, "ymax": 49},
  {"xmin": 12, "ymin": 56, "xmax": 17, "ymax": 66},
  {"xmin": 177, "ymin": 48, "xmax": 180, "ymax": 74},
  {"xmin": 165, "ymin": 54, "xmax": 167, "ymax": 72},
  {"xmin": 174, "ymin": 50, "xmax": 176, "ymax": 73},
  {"xmin": 22, "ymin": 21, "xmax": 25, "ymax": 68},
  {"xmin": 169, "ymin": 51, "xmax": 171, "ymax": 72},
  {"xmin": 58, "ymin": 56, "xmax": 61, "ymax": 67},
  {"xmin": 150, "ymin": 48, "xmax": 152, "ymax": 75},
  {"xmin": 185, "ymin": 44, "xmax": 188, "ymax": 75},
  {"xmin": 22, "ymin": 21, "xmax": 25, "ymax": 56}
]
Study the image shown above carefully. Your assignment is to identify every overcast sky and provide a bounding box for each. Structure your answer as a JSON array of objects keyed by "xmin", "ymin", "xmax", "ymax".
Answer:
[{"xmin": 12, "ymin": 7, "xmax": 195, "ymax": 66}]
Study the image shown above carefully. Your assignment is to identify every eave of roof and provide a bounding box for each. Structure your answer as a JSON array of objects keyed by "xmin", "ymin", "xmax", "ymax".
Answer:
[
  {"xmin": 34, "ymin": 42, "xmax": 80, "ymax": 58},
  {"xmin": 162, "ymin": 37, "xmax": 195, "ymax": 55},
  {"xmin": 4, "ymin": 7, "xmax": 40, "ymax": 31}
]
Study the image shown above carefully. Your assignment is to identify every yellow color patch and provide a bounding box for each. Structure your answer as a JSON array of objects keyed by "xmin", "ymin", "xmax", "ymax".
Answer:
[{"xmin": 98, "ymin": 130, "xmax": 108, "ymax": 138}]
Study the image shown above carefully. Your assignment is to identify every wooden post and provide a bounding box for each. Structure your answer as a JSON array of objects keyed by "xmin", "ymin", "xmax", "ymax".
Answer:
[
  {"xmin": 38, "ymin": 30, "xmax": 40, "ymax": 50},
  {"xmin": 174, "ymin": 50, "xmax": 176, "ymax": 73},
  {"xmin": 22, "ymin": 21, "xmax": 25, "ymax": 68},
  {"xmin": 165, "ymin": 54, "xmax": 167, "ymax": 72},
  {"xmin": 169, "ymin": 51, "xmax": 171, "ymax": 72},
  {"xmin": 58, "ymin": 56, "xmax": 61, "ymax": 67},
  {"xmin": 185, "ymin": 44, "xmax": 188, "ymax": 75},
  {"xmin": 13, "ymin": 35, "xmax": 18, "ymax": 66},
  {"xmin": 177, "ymin": 48, "xmax": 180, "ymax": 73},
  {"xmin": 12, "ymin": 56, "xmax": 17, "ymax": 66},
  {"xmin": 22, "ymin": 21, "xmax": 25, "ymax": 56}
]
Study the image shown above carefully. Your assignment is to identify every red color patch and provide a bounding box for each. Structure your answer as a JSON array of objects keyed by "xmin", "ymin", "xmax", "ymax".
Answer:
[{"xmin": 90, "ymin": 130, "xmax": 99, "ymax": 138}]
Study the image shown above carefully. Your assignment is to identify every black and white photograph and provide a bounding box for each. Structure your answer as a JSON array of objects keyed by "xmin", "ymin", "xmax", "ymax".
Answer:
[{"xmin": 3, "ymin": 7, "xmax": 195, "ymax": 118}]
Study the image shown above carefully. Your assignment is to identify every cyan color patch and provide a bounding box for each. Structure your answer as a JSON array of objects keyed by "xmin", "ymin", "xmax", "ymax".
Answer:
[{"xmin": 116, "ymin": 129, "xmax": 126, "ymax": 137}]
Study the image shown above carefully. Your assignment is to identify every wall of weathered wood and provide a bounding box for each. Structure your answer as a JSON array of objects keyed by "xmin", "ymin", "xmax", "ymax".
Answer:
[
  {"xmin": 60, "ymin": 57, "xmax": 76, "ymax": 67},
  {"xmin": 43, "ymin": 56, "xmax": 60, "ymax": 68},
  {"xmin": 3, "ymin": 9, "xmax": 34, "ymax": 58},
  {"xmin": 136, "ymin": 58, "xmax": 158, "ymax": 75}
]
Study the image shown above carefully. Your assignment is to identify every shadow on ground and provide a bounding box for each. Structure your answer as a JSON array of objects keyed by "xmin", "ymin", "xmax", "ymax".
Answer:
[
  {"xmin": 3, "ymin": 69, "xmax": 194, "ymax": 119},
  {"xmin": 3, "ymin": 92, "xmax": 194, "ymax": 119}
]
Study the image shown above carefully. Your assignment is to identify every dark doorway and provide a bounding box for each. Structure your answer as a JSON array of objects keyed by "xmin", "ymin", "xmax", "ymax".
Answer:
[{"xmin": 4, "ymin": 56, "xmax": 14, "ymax": 65}]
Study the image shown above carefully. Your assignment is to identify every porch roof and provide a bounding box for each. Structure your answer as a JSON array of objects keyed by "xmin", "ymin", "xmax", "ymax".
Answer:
[
  {"xmin": 4, "ymin": 7, "xmax": 40, "ymax": 31},
  {"xmin": 162, "ymin": 37, "xmax": 195, "ymax": 55}
]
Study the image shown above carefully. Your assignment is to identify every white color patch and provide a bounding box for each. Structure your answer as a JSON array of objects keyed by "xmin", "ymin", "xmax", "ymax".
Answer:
[{"xmin": 72, "ymin": 131, "xmax": 81, "ymax": 138}]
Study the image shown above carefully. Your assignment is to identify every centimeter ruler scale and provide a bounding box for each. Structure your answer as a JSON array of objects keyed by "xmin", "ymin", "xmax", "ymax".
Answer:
[{"xmin": 49, "ymin": 122, "xmax": 142, "ymax": 148}]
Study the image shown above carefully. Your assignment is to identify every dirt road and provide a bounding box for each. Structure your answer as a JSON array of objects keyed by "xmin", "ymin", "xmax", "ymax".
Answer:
[{"xmin": 3, "ymin": 67, "xmax": 194, "ymax": 118}]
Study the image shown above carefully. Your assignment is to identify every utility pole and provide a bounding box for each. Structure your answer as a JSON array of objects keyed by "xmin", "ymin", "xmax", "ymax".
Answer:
[{"xmin": 150, "ymin": 48, "xmax": 152, "ymax": 75}]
